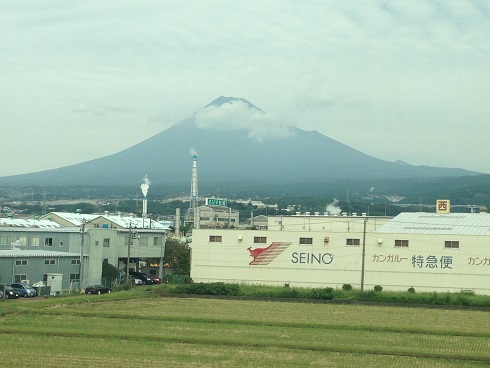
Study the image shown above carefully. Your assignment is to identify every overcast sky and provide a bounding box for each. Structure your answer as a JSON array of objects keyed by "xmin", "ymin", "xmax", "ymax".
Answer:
[{"xmin": 1, "ymin": 1, "xmax": 489, "ymax": 177}]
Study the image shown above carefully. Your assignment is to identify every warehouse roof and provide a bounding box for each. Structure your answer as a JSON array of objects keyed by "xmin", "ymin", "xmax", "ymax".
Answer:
[
  {"xmin": 42, "ymin": 212, "xmax": 169, "ymax": 230},
  {"xmin": 0, "ymin": 249, "xmax": 79, "ymax": 258},
  {"xmin": 376, "ymin": 212, "xmax": 490, "ymax": 235},
  {"xmin": 0, "ymin": 218, "xmax": 62, "ymax": 228}
]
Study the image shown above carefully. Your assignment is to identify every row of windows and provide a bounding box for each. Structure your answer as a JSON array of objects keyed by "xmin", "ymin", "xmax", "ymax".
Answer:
[
  {"xmin": 0, "ymin": 236, "xmax": 63, "ymax": 247},
  {"xmin": 14, "ymin": 273, "xmax": 81, "ymax": 284},
  {"xmin": 2, "ymin": 236, "xmax": 164, "ymax": 248},
  {"xmin": 15, "ymin": 259, "xmax": 81, "ymax": 266},
  {"xmin": 208, "ymin": 235, "xmax": 461, "ymax": 249},
  {"xmin": 123, "ymin": 236, "xmax": 164, "ymax": 246},
  {"xmin": 394, "ymin": 240, "xmax": 460, "ymax": 249}
]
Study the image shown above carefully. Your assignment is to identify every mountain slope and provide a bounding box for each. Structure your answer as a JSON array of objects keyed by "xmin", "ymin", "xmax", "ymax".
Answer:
[{"xmin": 0, "ymin": 96, "xmax": 479, "ymax": 186}]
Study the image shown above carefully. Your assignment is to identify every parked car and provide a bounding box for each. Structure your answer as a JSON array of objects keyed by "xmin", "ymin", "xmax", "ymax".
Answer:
[
  {"xmin": 11, "ymin": 283, "xmax": 37, "ymax": 297},
  {"xmin": 128, "ymin": 275, "xmax": 144, "ymax": 285},
  {"xmin": 84, "ymin": 285, "xmax": 111, "ymax": 295},
  {"xmin": 5, "ymin": 286, "xmax": 20, "ymax": 299},
  {"xmin": 129, "ymin": 271, "xmax": 153, "ymax": 285}
]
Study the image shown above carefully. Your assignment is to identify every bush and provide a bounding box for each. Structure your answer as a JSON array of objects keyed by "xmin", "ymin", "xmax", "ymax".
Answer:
[
  {"xmin": 408, "ymin": 287, "xmax": 415, "ymax": 293},
  {"xmin": 373, "ymin": 285, "xmax": 383, "ymax": 292},
  {"xmin": 309, "ymin": 287, "xmax": 334, "ymax": 300},
  {"xmin": 277, "ymin": 288, "xmax": 299, "ymax": 299},
  {"xmin": 114, "ymin": 283, "xmax": 131, "ymax": 291},
  {"xmin": 174, "ymin": 282, "xmax": 239, "ymax": 296},
  {"xmin": 342, "ymin": 284, "xmax": 353, "ymax": 291}
]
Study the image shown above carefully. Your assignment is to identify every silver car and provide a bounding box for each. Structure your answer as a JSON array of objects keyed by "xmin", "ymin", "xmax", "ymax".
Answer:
[{"xmin": 11, "ymin": 283, "xmax": 37, "ymax": 297}]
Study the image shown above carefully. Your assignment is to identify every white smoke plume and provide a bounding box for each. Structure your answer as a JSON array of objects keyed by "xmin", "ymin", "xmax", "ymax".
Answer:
[
  {"xmin": 194, "ymin": 100, "xmax": 293, "ymax": 142},
  {"xmin": 140, "ymin": 175, "xmax": 151, "ymax": 197},
  {"xmin": 326, "ymin": 199, "xmax": 342, "ymax": 215}
]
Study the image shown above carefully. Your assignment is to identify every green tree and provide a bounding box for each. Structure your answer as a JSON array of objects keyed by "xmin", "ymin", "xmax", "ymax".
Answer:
[
  {"xmin": 102, "ymin": 262, "xmax": 119, "ymax": 280},
  {"xmin": 164, "ymin": 237, "xmax": 190, "ymax": 275}
]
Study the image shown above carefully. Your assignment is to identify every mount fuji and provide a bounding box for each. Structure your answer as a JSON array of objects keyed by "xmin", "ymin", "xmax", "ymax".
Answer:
[{"xmin": 0, "ymin": 96, "xmax": 479, "ymax": 187}]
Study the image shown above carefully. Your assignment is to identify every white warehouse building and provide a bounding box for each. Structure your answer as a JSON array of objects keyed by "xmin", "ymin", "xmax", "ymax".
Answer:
[{"xmin": 190, "ymin": 211, "xmax": 490, "ymax": 295}]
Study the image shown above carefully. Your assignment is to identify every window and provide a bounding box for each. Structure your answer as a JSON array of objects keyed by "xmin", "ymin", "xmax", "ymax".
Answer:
[
  {"xmin": 445, "ymin": 241, "xmax": 459, "ymax": 249},
  {"xmin": 15, "ymin": 259, "xmax": 28, "ymax": 266},
  {"xmin": 70, "ymin": 273, "xmax": 80, "ymax": 282},
  {"xmin": 395, "ymin": 240, "xmax": 409, "ymax": 248},
  {"xmin": 254, "ymin": 236, "xmax": 267, "ymax": 244},
  {"xmin": 346, "ymin": 238, "xmax": 360, "ymax": 246},
  {"xmin": 209, "ymin": 235, "xmax": 222, "ymax": 243},
  {"xmin": 44, "ymin": 238, "xmax": 53, "ymax": 247},
  {"xmin": 95, "ymin": 240, "xmax": 99, "ymax": 246},
  {"xmin": 19, "ymin": 237, "xmax": 27, "ymax": 246},
  {"xmin": 299, "ymin": 237, "xmax": 313, "ymax": 245},
  {"xmin": 103, "ymin": 238, "xmax": 110, "ymax": 247},
  {"xmin": 140, "ymin": 237, "xmax": 148, "ymax": 246},
  {"xmin": 44, "ymin": 259, "xmax": 56, "ymax": 265},
  {"xmin": 71, "ymin": 259, "xmax": 81, "ymax": 265},
  {"xmin": 31, "ymin": 237, "xmax": 40, "ymax": 247},
  {"xmin": 43, "ymin": 274, "xmax": 48, "ymax": 282},
  {"xmin": 154, "ymin": 237, "xmax": 162, "ymax": 246},
  {"xmin": 0, "ymin": 236, "xmax": 7, "ymax": 245},
  {"xmin": 14, "ymin": 274, "xmax": 27, "ymax": 283}
]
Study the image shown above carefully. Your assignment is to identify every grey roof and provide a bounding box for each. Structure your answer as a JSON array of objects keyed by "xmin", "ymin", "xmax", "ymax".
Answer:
[
  {"xmin": 376, "ymin": 212, "xmax": 490, "ymax": 235},
  {"xmin": 45, "ymin": 212, "xmax": 169, "ymax": 230},
  {"xmin": 43, "ymin": 212, "xmax": 98, "ymax": 226},
  {"xmin": 102, "ymin": 215, "xmax": 169, "ymax": 230},
  {"xmin": 0, "ymin": 218, "xmax": 62, "ymax": 228},
  {"xmin": 0, "ymin": 249, "xmax": 80, "ymax": 258}
]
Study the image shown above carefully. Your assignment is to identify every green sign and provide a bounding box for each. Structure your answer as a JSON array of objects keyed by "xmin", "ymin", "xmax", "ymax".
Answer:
[{"xmin": 206, "ymin": 198, "xmax": 228, "ymax": 207}]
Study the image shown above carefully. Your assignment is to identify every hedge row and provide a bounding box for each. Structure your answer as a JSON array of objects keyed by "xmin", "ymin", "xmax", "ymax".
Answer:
[{"xmin": 161, "ymin": 282, "xmax": 490, "ymax": 307}]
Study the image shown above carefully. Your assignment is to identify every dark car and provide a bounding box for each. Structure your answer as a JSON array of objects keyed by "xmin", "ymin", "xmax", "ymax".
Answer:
[
  {"xmin": 129, "ymin": 271, "xmax": 153, "ymax": 285},
  {"xmin": 84, "ymin": 285, "xmax": 111, "ymax": 295},
  {"xmin": 5, "ymin": 286, "xmax": 20, "ymax": 299},
  {"xmin": 11, "ymin": 283, "xmax": 37, "ymax": 297}
]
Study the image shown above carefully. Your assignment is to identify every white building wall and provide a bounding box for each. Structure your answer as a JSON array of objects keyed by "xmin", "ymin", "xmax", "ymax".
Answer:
[
  {"xmin": 367, "ymin": 232, "xmax": 490, "ymax": 294},
  {"xmin": 190, "ymin": 215, "xmax": 490, "ymax": 294}
]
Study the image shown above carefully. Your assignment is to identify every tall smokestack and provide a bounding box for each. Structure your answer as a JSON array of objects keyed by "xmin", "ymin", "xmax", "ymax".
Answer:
[
  {"xmin": 186, "ymin": 148, "xmax": 199, "ymax": 227},
  {"xmin": 140, "ymin": 175, "xmax": 151, "ymax": 217},
  {"xmin": 175, "ymin": 208, "xmax": 181, "ymax": 238}
]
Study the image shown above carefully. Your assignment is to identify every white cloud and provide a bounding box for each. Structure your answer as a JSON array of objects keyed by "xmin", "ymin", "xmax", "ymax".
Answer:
[{"xmin": 194, "ymin": 100, "xmax": 293, "ymax": 142}]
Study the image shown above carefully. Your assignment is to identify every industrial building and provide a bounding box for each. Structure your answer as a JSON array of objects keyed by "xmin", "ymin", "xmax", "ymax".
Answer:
[
  {"xmin": 194, "ymin": 204, "xmax": 239, "ymax": 229},
  {"xmin": 0, "ymin": 212, "xmax": 168, "ymax": 293},
  {"xmin": 190, "ymin": 206, "xmax": 490, "ymax": 295}
]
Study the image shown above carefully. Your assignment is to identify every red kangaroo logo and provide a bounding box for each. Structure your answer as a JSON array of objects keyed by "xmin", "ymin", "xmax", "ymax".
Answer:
[{"xmin": 247, "ymin": 247, "xmax": 266, "ymax": 261}]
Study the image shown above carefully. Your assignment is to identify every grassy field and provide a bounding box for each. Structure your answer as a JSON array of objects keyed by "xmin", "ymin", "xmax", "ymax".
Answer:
[{"xmin": 0, "ymin": 291, "xmax": 489, "ymax": 367}]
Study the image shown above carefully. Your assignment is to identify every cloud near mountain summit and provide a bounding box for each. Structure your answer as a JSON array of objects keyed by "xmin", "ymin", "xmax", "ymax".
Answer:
[{"xmin": 194, "ymin": 99, "xmax": 293, "ymax": 142}]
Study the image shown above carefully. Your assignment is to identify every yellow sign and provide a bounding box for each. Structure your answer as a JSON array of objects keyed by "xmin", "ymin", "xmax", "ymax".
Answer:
[{"xmin": 436, "ymin": 200, "xmax": 450, "ymax": 214}]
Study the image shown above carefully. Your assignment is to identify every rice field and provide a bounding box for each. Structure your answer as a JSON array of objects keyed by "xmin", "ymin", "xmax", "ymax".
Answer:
[{"xmin": 0, "ymin": 293, "xmax": 489, "ymax": 367}]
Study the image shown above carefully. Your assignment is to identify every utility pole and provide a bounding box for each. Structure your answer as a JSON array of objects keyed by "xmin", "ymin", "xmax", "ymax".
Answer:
[
  {"xmin": 158, "ymin": 232, "xmax": 166, "ymax": 280},
  {"xmin": 126, "ymin": 222, "xmax": 137, "ymax": 284},
  {"xmin": 360, "ymin": 217, "xmax": 367, "ymax": 292},
  {"xmin": 79, "ymin": 222, "xmax": 85, "ymax": 291}
]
